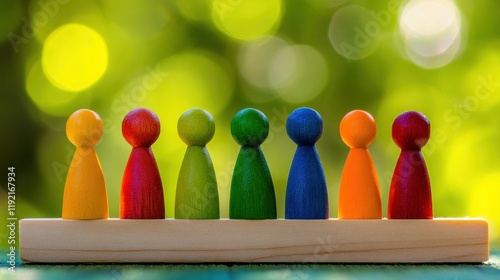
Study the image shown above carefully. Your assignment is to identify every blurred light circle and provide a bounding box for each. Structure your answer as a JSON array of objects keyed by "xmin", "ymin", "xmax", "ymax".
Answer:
[
  {"xmin": 400, "ymin": 0, "xmax": 459, "ymax": 55},
  {"xmin": 211, "ymin": 0, "xmax": 282, "ymax": 41},
  {"xmin": 399, "ymin": 0, "xmax": 462, "ymax": 69},
  {"xmin": 329, "ymin": 5, "xmax": 382, "ymax": 60},
  {"xmin": 268, "ymin": 45, "xmax": 329, "ymax": 103},
  {"xmin": 268, "ymin": 46, "xmax": 296, "ymax": 88},
  {"xmin": 42, "ymin": 23, "xmax": 108, "ymax": 92},
  {"xmin": 28, "ymin": 1, "xmax": 102, "ymax": 43},
  {"xmin": 238, "ymin": 35, "xmax": 290, "ymax": 89},
  {"xmin": 26, "ymin": 60, "xmax": 91, "ymax": 116},
  {"xmin": 404, "ymin": 35, "xmax": 461, "ymax": 69},
  {"xmin": 125, "ymin": 50, "xmax": 234, "ymax": 157}
]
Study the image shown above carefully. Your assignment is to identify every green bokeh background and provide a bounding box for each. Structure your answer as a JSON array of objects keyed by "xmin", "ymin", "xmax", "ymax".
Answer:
[{"xmin": 1, "ymin": 0, "xmax": 500, "ymax": 256}]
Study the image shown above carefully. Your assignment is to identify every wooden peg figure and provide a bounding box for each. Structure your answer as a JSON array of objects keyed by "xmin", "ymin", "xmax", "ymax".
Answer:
[
  {"xmin": 120, "ymin": 108, "xmax": 165, "ymax": 219},
  {"xmin": 285, "ymin": 107, "xmax": 328, "ymax": 219},
  {"xmin": 338, "ymin": 110, "xmax": 382, "ymax": 219},
  {"xmin": 175, "ymin": 108, "xmax": 219, "ymax": 219},
  {"xmin": 63, "ymin": 109, "xmax": 108, "ymax": 219},
  {"xmin": 388, "ymin": 111, "xmax": 433, "ymax": 219},
  {"xmin": 230, "ymin": 108, "xmax": 277, "ymax": 219}
]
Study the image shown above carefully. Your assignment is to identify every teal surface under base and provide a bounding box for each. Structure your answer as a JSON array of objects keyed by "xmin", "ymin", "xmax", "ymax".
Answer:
[{"xmin": 2, "ymin": 252, "xmax": 500, "ymax": 280}]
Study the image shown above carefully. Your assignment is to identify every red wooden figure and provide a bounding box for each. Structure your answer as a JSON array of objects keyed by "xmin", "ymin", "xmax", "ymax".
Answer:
[
  {"xmin": 120, "ymin": 108, "xmax": 165, "ymax": 219},
  {"xmin": 388, "ymin": 111, "xmax": 433, "ymax": 219}
]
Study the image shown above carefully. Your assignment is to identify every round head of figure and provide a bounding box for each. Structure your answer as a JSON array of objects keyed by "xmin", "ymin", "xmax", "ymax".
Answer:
[
  {"xmin": 340, "ymin": 110, "xmax": 376, "ymax": 149},
  {"xmin": 286, "ymin": 107, "xmax": 323, "ymax": 146},
  {"xmin": 66, "ymin": 109, "xmax": 103, "ymax": 148},
  {"xmin": 231, "ymin": 108, "xmax": 269, "ymax": 147},
  {"xmin": 122, "ymin": 108, "xmax": 161, "ymax": 148},
  {"xmin": 178, "ymin": 108, "xmax": 215, "ymax": 146},
  {"xmin": 392, "ymin": 111, "xmax": 430, "ymax": 150}
]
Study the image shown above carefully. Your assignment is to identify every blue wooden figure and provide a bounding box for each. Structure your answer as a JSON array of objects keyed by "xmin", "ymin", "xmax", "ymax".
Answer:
[{"xmin": 285, "ymin": 107, "xmax": 328, "ymax": 219}]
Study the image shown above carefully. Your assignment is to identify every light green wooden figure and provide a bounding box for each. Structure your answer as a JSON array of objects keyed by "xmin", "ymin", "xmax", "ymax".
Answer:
[{"xmin": 175, "ymin": 108, "xmax": 220, "ymax": 219}]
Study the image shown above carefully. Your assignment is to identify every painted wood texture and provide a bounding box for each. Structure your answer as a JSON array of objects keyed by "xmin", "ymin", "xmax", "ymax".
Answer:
[
  {"xmin": 120, "ymin": 108, "xmax": 165, "ymax": 219},
  {"xmin": 230, "ymin": 108, "xmax": 277, "ymax": 219},
  {"xmin": 176, "ymin": 109, "xmax": 219, "ymax": 219},
  {"xmin": 388, "ymin": 111, "xmax": 432, "ymax": 219},
  {"xmin": 285, "ymin": 108, "xmax": 328, "ymax": 219},
  {"xmin": 19, "ymin": 218, "xmax": 489, "ymax": 263},
  {"xmin": 63, "ymin": 109, "xmax": 108, "ymax": 220},
  {"xmin": 339, "ymin": 110, "xmax": 382, "ymax": 219}
]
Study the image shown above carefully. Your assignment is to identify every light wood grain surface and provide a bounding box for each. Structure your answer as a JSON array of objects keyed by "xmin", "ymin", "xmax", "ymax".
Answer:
[{"xmin": 20, "ymin": 218, "xmax": 489, "ymax": 263}]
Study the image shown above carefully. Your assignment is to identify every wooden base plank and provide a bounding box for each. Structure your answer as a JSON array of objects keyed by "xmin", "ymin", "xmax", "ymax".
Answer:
[{"xmin": 19, "ymin": 218, "xmax": 489, "ymax": 263}]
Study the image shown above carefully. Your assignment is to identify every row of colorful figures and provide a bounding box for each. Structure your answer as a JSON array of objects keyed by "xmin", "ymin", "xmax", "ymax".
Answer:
[{"xmin": 63, "ymin": 107, "xmax": 432, "ymax": 220}]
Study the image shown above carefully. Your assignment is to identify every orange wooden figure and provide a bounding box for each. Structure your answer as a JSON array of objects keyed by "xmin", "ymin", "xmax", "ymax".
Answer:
[
  {"xmin": 338, "ymin": 110, "xmax": 382, "ymax": 219},
  {"xmin": 62, "ymin": 109, "xmax": 108, "ymax": 219}
]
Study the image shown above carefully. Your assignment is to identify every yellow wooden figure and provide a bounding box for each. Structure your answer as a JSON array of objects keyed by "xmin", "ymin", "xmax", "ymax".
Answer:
[
  {"xmin": 62, "ymin": 109, "xmax": 108, "ymax": 219},
  {"xmin": 338, "ymin": 110, "xmax": 382, "ymax": 219}
]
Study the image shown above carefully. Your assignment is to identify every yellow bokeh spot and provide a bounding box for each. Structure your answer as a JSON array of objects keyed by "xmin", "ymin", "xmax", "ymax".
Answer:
[
  {"xmin": 444, "ymin": 127, "xmax": 500, "ymax": 190},
  {"xmin": 469, "ymin": 172, "xmax": 500, "ymax": 243},
  {"xmin": 462, "ymin": 48, "xmax": 500, "ymax": 111},
  {"xmin": 42, "ymin": 23, "xmax": 108, "ymax": 92},
  {"xmin": 211, "ymin": 0, "xmax": 282, "ymax": 41},
  {"xmin": 139, "ymin": 51, "xmax": 234, "ymax": 158},
  {"xmin": 25, "ymin": 60, "xmax": 91, "ymax": 116}
]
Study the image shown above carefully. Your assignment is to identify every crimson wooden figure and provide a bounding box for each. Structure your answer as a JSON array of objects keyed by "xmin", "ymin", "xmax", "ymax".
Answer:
[
  {"xmin": 388, "ymin": 111, "xmax": 433, "ymax": 219},
  {"xmin": 120, "ymin": 108, "xmax": 165, "ymax": 219}
]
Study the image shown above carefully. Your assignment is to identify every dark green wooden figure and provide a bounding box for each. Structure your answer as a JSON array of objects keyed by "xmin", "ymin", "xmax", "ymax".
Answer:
[
  {"xmin": 175, "ymin": 108, "xmax": 219, "ymax": 219},
  {"xmin": 229, "ymin": 108, "xmax": 277, "ymax": 219}
]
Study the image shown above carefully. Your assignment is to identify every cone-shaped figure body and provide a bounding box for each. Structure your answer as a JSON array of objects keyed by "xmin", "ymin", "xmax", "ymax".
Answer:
[
  {"xmin": 388, "ymin": 111, "xmax": 432, "ymax": 219},
  {"xmin": 63, "ymin": 109, "xmax": 108, "ymax": 219},
  {"xmin": 338, "ymin": 110, "xmax": 382, "ymax": 219},
  {"xmin": 285, "ymin": 107, "xmax": 328, "ymax": 219},
  {"xmin": 176, "ymin": 108, "xmax": 219, "ymax": 219},
  {"xmin": 229, "ymin": 108, "xmax": 277, "ymax": 219},
  {"xmin": 120, "ymin": 108, "xmax": 165, "ymax": 219}
]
